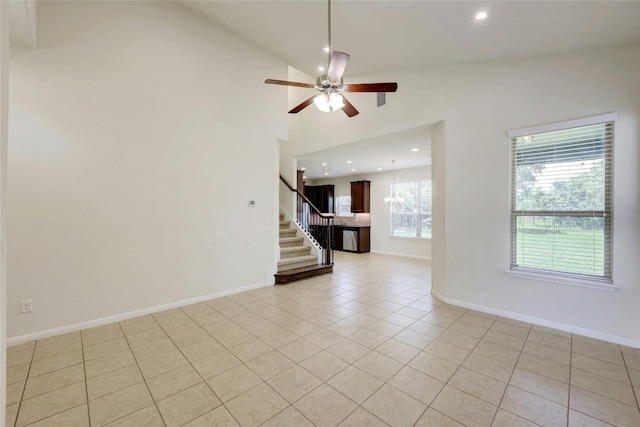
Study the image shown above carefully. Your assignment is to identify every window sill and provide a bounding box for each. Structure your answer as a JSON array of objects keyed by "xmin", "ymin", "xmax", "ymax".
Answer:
[
  {"xmin": 390, "ymin": 235, "xmax": 431, "ymax": 241},
  {"xmin": 505, "ymin": 268, "xmax": 619, "ymax": 291}
]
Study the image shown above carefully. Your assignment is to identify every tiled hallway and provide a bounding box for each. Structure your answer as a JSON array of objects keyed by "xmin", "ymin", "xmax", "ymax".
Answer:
[{"xmin": 5, "ymin": 252, "xmax": 640, "ymax": 426}]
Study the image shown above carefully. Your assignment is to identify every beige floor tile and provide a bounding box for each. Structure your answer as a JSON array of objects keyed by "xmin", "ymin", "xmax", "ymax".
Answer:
[
  {"xmin": 203, "ymin": 319, "xmax": 242, "ymax": 337},
  {"xmin": 294, "ymin": 383, "xmax": 358, "ymax": 427},
  {"xmin": 438, "ymin": 329, "xmax": 481, "ymax": 350},
  {"xmin": 573, "ymin": 340, "xmax": 625, "ymax": 366},
  {"xmin": 327, "ymin": 365, "xmax": 384, "ymax": 404},
  {"xmin": 23, "ymin": 363, "xmax": 85, "ymax": 400},
  {"xmin": 509, "ymin": 367, "xmax": 568, "ymax": 405},
  {"xmin": 383, "ymin": 312, "xmax": 418, "ymax": 328},
  {"xmin": 500, "ymin": 385, "xmax": 567, "ymax": 427},
  {"xmin": 409, "ymin": 351, "xmax": 459, "ymax": 382},
  {"xmin": 130, "ymin": 337, "xmax": 177, "ymax": 362},
  {"xmin": 169, "ymin": 327, "xmax": 211, "ymax": 348},
  {"xmin": 522, "ymin": 340, "xmax": 571, "ymax": 365},
  {"xmin": 415, "ymin": 408, "xmax": 464, "ymax": 427},
  {"xmin": 527, "ymin": 329, "xmax": 572, "ymax": 350},
  {"xmin": 375, "ymin": 338, "xmax": 420, "ymax": 364},
  {"xmin": 569, "ymin": 385, "xmax": 640, "ymax": 426},
  {"xmin": 326, "ymin": 319, "xmax": 362, "ymax": 337},
  {"xmin": 516, "ymin": 352, "xmax": 569, "ymax": 383},
  {"xmin": 490, "ymin": 320, "xmax": 531, "ymax": 339},
  {"xmin": 104, "ymin": 405, "xmax": 164, "ymax": 427},
  {"xmin": 226, "ymin": 383, "xmax": 289, "ymax": 427},
  {"xmin": 349, "ymin": 329, "xmax": 389, "ymax": 349},
  {"xmin": 7, "ymin": 403, "xmax": 20, "ymax": 427},
  {"xmin": 163, "ymin": 319, "xmax": 201, "ymax": 337},
  {"xmin": 137, "ymin": 349, "xmax": 188, "ymax": 380},
  {"xmin": 449, "ymin": 366, "xmax": 507, "ymax": 406},
  {"xmin": 16, "ymin": 382, "xmax": 87, "ymax": 427},
  {"xmin": 568, "ymin": 409, "xmax": 617, "ymax": 427},
  {"xmin": 124, "ymin": 328, "xmax": 167, "ymax": 348},
  {"xmin": 424, "ymin": 339, "xmax": 470, "ymax": 365},
  {"xmin": 483, "ymin": 330, "xmax": 526, "ymax": 351},
  {"xmin": 88, "ymin": 382, "xmax": 153, "ymax": 427},
  {"xmin": 364, "ymin": 383, "xmax": 427, "ymax": 424},
  {"xmin": 207, "ymin": 364, "xmax": 263, "ymax": 402},
  {"xmin": 571, "ymin": 367, "xmax": 637, "ymax": 406},
  {"xmin": 243, "ymin": 318, "xmax": 280, "ymax": 334},
  {"xmin": 214, "ymin": 328, "xmax": 256, "ymax": 347},
  {"xmin": 157, "ymin": 382, "xmax": 221, "ymax": 427},
  {"xmin": 181, "ymin": 338, "xmax": 224, "ymax": 362},
  {"xmin": 388, "ymin": 366, "xmax": 444, "ymax": 405},
  {"xmin": 259, "ymin": 328, "xmax": 300, "ymax": 348},
  {"xmin": 228, "ymin": 338, "xmax": 273, "ymax": 362},
  {"xmin": 338, "ymin": 407, "xmax": 389, "ymax": 426},
  {"xmin": 146, "ymin": 364, "xmax": 202, "ymax": 402},
  {"xmin": 82, "ymin": 328, "xmax": 124, "ymax": 348},
  {"xmin": 354, "ymin": 350, "xmax": 404, "ymax": 382},
  {"xmin": 183, "ymin": 406, "xmax": 240, "ymax": 427},
  {"xmin": 7, "ymin": 362, "xmax": 31, "ymax": 385},
  {"xmin": 33, "ymin": 335, "xmax": 82, "ymax": 360},
  {"xmin": 83, "ymin": 337, "xmax": 129, "ymax": 362},
  {"xmin": 245, "ymin": 350, "xmax": 294, "ymax": 380},
  {"xmin": 300, "ymin": 351, "xmax": 349, "ymax": 381},
  {"xmin": 88, "ymin": 367, "xmax": 140, "ymax": 403},
  {"xmin": 473, "ymin": 340, "xmax": 520, "ymax": 365},
  {"xmin": 365, "ymin": 320, "xmax": 404, "ymax": 338},
  {"xmin": 304, "ymin": 328, "xmax": 344, "ymax": 348},
  {"xmin": 25, "ymin": 404, "xmax": 89, "ymax": 427},
  {"xmin": 393, "ymin": 329, "xmax": 434, "ymax": 349},
  {"xmin": 85, "ymin": 349, "xmax": 136, "ymax": 379},
  {"xmin": 422, "ymin": 313, "xmax": 457, "ymax": 328},
  {"xmin": 407, "ymin": 319, "xmax": 447, "ymax": 338},
  {"xmin": 278, "ymin": 338, "xmax": 322, "ymax": 363},
  {"xmin": 283, "ymin": 319, "xmax": 322, "ymax": 336},
  {"xmin": 573, "ymin": 334, "xmax": 621, "ymax": 350},
  {"xmin": 571, "ymin": 352, "xmax": 630, "ymax": 383},
  {"xmin": 7, "ymin": 348, "xmax": 35, "ymax": 368},
  {"xmin": 431, "ymin": 385, "xmax": 497, "ymax": 427},
  {"xmin": 261, "ymin": 406, "xmax": 315, "ymax": 427},
  {"xmin": 191, "ymin": 349, "xmax": 242, "ymax": 379},
  {"xmin": 267, "ymin": 365, "xmax": 323, "ymax": 403},
  {"xmin": 344, "ymin": 312, "xmax": 379, "ymax": 327},
  {"xmin": 181, "ymin": 302, "xmax": 216, "ymax": 318},
  {"xmin": 622, "ymin": 348, "xmax": 640, "ymax": 371},
  {"xmin": 6, "ymin": 380, "xmax": 25, "ymax": 406},
  {"xmin": 449, "ymin": 320, "xmax": 490, "ymax": 339},
  {"xmin": 119, "ymin": 315, "xmax": 160, "ymax": 336},
  {"xmin": 8, "ymin": 341, "xmax": 36, "ymax": 354},
  {"xmin": 326, "ymin": 338, "xmax": 370, "ymax": 363},
  {"xmin": 29, "ymin": 348, "xmax": 84, "ymax": 378},
  {"xmin": 192, "ymin": 311, "xmax": 228, "ymax": 327},
  {"xmin": 492, "ymin": 409, "xmax": 540, "ymax": 427}
]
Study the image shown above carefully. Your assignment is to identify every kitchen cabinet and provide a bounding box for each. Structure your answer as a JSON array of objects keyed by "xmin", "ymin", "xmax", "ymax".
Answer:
[
  {"xmin": 304, "ymin": 185, "xmax": 334, "ymax": 213},
  {"xmin": 350, "ymin": 180, "xmax": 371, "ymax": 213},
  {"xmin": 333, "ymin": 226, "xmax": 370, "ymax": 253}
]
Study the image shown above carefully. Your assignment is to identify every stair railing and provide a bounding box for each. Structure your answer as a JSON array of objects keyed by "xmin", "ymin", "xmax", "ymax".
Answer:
[{"xmin": 280, "ymin": 175, "xmax": 333, "ymax": 266}]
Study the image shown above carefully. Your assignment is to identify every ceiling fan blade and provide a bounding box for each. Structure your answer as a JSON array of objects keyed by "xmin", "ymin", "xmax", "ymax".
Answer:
[
  {"xmin": 265, "ymin": 79, "xmax": 315, "ymax": 89},
  {"xmin": 288, "ymin": 96, "xmax": 316, "ymax": 114},
  {"xmin": 346, "ymin": 83, "xmax": 398, "ymax": 93},
  {"xmin": 326, "ymin": 51, "xmax": 350, "ymax": 83},
  {"xmin": 341, "ymin": 97, "xmax": 359, "ymax": 117}
]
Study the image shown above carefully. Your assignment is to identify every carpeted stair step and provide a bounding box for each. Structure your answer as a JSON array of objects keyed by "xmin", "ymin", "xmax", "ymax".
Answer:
[
  {"xmin": 280, "ymin": 245, "xmax": 311, "ymax": 259},
  {"xmin": 279, "ymin": 236, "xmax": 304, "ymax": 248},
  {"xmin": 279, "ymin": 220, "xmax": 290, "ymax": 229},
  {"xmin": 279, "ymin": 228, "xmax": 297, "ymax": 238},
  {"xmin": 277, "ymin": 254, "xmax": 317, "ymax": 271}
]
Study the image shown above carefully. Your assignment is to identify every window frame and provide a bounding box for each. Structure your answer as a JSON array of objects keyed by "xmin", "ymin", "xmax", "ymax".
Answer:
[
  {"xmin": 507, "ymin": 112, "xmax": 618, "ymax": 290},
  {"xmin": 389, "ymin": 179, "xmax": 432, "ymax": 239}
]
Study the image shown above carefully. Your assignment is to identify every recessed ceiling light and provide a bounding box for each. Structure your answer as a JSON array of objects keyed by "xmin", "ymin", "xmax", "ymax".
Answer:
[
  {"xmin": 351, "ymin": 169, "xmax": 356, "ymax": 172},
  {"xmin": 346, "ymin": 160, "xmax": 352, "ymax": 164},
  {"xmin": 300, "ymin": 167, "xmax": 306, "ymax": 170},
  {"xmin": 377, "ymin": 167, "xmax": 383, "ymax": 171},
  {"xmin": 410, "ymin": 148, "xmax": 419, "ymax": 152},
  {"xmin": 322, "ymin": 163, "xmax": 327, "ymax": 166},
  {"xmin": 318, "ymin": 66, "xmax": 325, "ymax": 71},
  {"xmin": 474, "ymin": 11, "xmax": 488, "ymax": 20},
  {"xmin": 323, "ymin": 46, "xmax": 330, "ymax": 52},
  {"xmin": 324, "ymin": 172, "xmax": 329, "ymax": 176},
  {"xmin": 303, "ymin": 175, "xmax": 307, "ymax": 179}
]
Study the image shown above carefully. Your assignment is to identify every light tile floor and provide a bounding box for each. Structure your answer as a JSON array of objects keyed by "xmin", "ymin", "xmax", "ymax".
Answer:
[{"xmin": 5, "ymin": 252, "xmax": 640, "ymax": 426}]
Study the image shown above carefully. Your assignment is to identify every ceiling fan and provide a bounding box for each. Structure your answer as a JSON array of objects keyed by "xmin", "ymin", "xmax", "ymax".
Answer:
[{"xmin": 264, "ymin": 0, "xmax": 398, "ymax": 118}]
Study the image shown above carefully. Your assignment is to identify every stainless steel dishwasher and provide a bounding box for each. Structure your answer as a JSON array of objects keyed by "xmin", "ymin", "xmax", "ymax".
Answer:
[{"xmin": 343, "ymin": 229, "xmax": 357, "ymax": 252}]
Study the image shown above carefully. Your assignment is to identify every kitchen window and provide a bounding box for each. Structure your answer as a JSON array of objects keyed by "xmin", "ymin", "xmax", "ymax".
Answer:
[
  {"xmin": 508, "ymin": 113, "xmax": 616, "ymax": 287},
  {"xmin": 390, "ymin": 180, "xmax": 432, "ymax": 238},
  {"xmin": 336, "ymin": 195, "xmax": 353, "ymax": 217}
]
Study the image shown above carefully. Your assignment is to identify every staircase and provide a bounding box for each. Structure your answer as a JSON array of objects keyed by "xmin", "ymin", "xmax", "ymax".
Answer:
[{"xmin": 275, "ymin": 213, "xmax": 333, "ymax": 284}]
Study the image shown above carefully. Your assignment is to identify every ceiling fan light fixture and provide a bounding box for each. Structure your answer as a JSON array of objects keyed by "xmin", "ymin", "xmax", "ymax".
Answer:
[{"xmin": 313, "ymin": 94, "xmax": 331, "ymax": 113}]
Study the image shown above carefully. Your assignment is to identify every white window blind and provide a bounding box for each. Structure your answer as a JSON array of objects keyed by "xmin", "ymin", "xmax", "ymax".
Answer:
[{"xmin": 510, "ymin": 117, "xmax": 614, "ymax": 282}]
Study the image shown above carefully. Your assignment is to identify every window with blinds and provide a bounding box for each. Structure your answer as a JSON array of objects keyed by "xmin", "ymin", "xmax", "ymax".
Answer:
[{"xmin": 509, "ymin": 114, "xmax": 614, "ymax": 283}]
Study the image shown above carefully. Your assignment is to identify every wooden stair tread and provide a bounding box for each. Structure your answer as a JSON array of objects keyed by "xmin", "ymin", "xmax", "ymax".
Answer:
[{"xmin": 274, "ymin": 264, "xmax": 333, "ymax": 285}]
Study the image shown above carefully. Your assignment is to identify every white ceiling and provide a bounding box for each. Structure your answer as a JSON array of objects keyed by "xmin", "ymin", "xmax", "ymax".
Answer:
[{"xmin": 10, "ymin": 1, "xmax": 639, "ymax": 180}]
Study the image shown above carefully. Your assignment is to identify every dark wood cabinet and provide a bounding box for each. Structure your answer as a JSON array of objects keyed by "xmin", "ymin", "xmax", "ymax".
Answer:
[
  {"xmin": 333, "ymin": 226, "xmax": 370, "ymax": 253},
  {"xmin": 304, "ymin": 185, "xmax": 334, "ymax": 213},
  {"xmin": 350, "ymin": 180, "xmax": 371, "ymax": 213}
]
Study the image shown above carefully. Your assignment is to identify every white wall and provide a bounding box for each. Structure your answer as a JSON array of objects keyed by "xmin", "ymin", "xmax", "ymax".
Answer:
[
  {"xmin": 312, "ymin": 166, "xmax": 431, "ymax": 259},
  {"xmin": 1, "ymin": 1, "xmax": 9, "ymax": 422},
  {"xmin": 288, "ymin": 45, "xmax": 640, "ymax": 345},
  {"xmin": 7, "ymin": 1, "xmax": 287, "ymax": 340}
]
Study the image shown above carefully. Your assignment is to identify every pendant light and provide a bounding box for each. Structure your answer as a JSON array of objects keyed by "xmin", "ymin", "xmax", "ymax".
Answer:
[{"xmin": 384, "ymin": 160, "xmax": 404, "ymax": 206}]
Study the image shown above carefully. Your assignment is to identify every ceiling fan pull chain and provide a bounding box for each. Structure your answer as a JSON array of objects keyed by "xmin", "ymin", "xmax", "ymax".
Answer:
[{"xmin": 327, "ymin": 0, "xmax": 332, "ymax": 65}]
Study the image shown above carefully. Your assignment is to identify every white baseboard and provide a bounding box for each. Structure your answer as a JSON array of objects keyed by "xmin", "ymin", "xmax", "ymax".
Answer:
[
  {"xmin": 430, "ymin": 289, "xmax": 640, "ymax": 349},
  {"xmin": 370, "ymin": 250, "xmax": 431, "ymax": 261},
  {"xmin": 7, "ymin": 282, "xmax": 269, "ymax": 346}
]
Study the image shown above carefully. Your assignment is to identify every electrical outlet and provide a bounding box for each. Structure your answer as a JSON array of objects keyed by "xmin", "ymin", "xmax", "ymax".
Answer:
[
  {"xmin": 21, "ymin": 299, "xmax": 33, "ymax": 313},
  {"xmin": 476, "ymin": 280, "xmax": 485, "ymax": 290}
]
